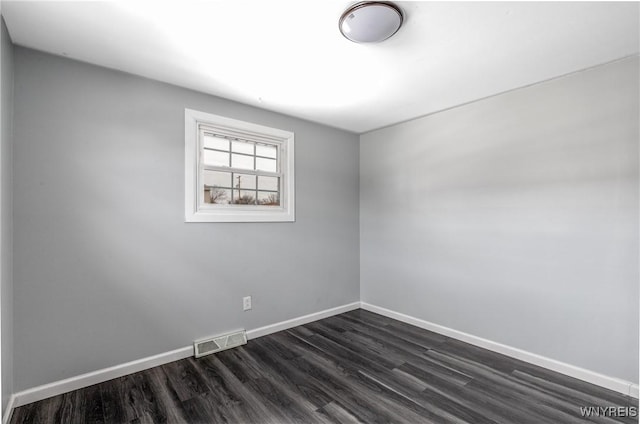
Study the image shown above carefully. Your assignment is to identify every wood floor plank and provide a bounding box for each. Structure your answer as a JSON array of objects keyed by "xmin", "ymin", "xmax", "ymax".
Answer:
[
  {"xmin": 466, "ymin": 376, "xmax": 623, "ymax": 424},
  {"xmin": 511, "ymin": 370, "xmax": 638, "ymax": 413},
  {"xmin": 101, "ymin": 366, "xmax": 185, "ymax": 423},
  {"xmin": 45, "ymin": 385, "xmax": 103, "ymax": 424},
  {"xmin": 100, "ymin": 377, "xmax": 130, "ymax": 423},
  {"xmin": 271, "ymin": 331, "xmax": 436, "ymax": 422},
  {"xmin": 159, "ymin": 358, "xmax": 211, "ymax": 402},
  {"xmin": 334, "ymin": 314, "xmax": 447, "ymax": 354},
  {"xmin": 289, "ymin": 354, "xmax": 443, "ymax": 423},
  {"xmin": 438, "ymin": 339, "xmax": 519, "ymax": 374},
  {"xmin": 344, "ymin": 310, "xmax": 449, "ymax": 346},
  {"xmin": 246, "ymin": 337, "xmax": 335, "ymax": 410},
  {"xmin": 9, "ymin": 400, "xmax": 43, "ymax": 424},
  {"xmin": 512, "ymin": 361, "xmax": 638, "ymax": 407},
  {"xmin": 316, "ymin": 401, "xmax": 362, "ymax": 423},
  {"xmin": 303, "ymin": 321, "xmax": 404, "ymax": 369},
  {"xmin": 217, "ymin": 345, "xmax": 322, "ymax": 423},
  {"xmin": 341, "ymin": 309, "xmax": 397, "ymax": 327},
  {"xmin": 188, "ymin": 354, "xmax": 260, "ymax": 423},
  {"xmin": 204, "ymin": 353, "xmax": 291, "ymax": 424},
  {"xmin": 410, "ymin": 366, "xmax": 545, "ymax": 424},
  {"xmin": 329, "ymin": 316, "xmax": 474, "ymax": 387},
  {"xmin": 11, "ymin": 309, "xmax": 636, "ymax": 424},
  {"xmin": 179, "ymin": 392, "xmax": 227, "ymax": 424},
  {"xmin": 278, "ymin": 332, "xmax": 467, "ymax": 423},
  {"xmin": 287, "ymin": 329, "xmax": 439, "ymax": 405}
]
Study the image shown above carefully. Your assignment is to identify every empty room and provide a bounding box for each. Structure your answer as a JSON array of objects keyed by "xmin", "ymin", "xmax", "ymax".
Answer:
[{"xmin": 0, "ymin": 1, "xmax": 638, "ymax": 423}]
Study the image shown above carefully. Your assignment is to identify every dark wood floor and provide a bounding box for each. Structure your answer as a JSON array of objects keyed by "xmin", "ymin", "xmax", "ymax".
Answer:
[{"xmin": 10, "ymin": 309, "xmax": 638, "ymax": 423}]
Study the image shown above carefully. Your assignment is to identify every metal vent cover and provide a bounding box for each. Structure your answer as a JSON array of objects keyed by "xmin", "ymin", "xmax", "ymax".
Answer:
[{"xmin": 194, "ymin": 330, "xmax": 247, "ymax": 358}]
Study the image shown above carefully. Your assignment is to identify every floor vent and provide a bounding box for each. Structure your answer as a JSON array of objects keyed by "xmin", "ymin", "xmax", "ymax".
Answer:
[{"xmin": 194, "ymin": 330, "xmax": 247, "ymax": 358}]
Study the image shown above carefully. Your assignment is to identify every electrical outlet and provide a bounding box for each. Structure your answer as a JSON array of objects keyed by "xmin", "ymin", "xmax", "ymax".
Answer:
[{"xmin": 243, "ymin": 296, "xmax": 252, "ymax": 311}]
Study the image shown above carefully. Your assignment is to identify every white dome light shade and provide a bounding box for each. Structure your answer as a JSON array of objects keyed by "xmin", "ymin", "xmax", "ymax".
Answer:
[{"xmin": 339, "ymin": 2, "xmax": 403, "ymax": 43}]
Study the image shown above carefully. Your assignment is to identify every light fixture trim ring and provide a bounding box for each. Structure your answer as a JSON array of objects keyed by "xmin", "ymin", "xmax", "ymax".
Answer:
[{"xmin": 339, "ymin": 1, "xmax": 404, "ymax": 44}]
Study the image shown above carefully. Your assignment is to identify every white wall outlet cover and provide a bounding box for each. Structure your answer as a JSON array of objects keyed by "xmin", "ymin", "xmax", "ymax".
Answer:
[{"xmin": 243, "ymin": 296, "xmax": 252, "ymax": 311}]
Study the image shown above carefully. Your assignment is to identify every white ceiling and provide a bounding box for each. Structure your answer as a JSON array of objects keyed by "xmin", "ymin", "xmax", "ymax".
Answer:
[{"xmin": 3, "ymin": 1, "xmax": 639, "ymax": 133}]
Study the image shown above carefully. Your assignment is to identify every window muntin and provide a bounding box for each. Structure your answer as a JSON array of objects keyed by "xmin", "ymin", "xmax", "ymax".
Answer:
[{"xmin": 200, "ymin": 129, "xmax": 282, "ymax": 207}]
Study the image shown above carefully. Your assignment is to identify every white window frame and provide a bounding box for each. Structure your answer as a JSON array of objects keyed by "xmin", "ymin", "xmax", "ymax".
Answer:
[{"xmin": 185, "ymin": 109, "xmax": 295, "ymax": 222}]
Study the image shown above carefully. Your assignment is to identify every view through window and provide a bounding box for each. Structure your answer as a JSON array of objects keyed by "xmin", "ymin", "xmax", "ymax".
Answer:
[{"xmin": 202, "ymin": 133, "xmax": 281, "ymax": 206}]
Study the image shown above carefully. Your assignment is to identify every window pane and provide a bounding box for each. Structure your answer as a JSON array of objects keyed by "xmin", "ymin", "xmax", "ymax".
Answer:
[
  {"xmin": 232, "ymin": 153, "xmax": 254, "ymax": 170},
  {"xmin": 203, "ymin": 150, "xmax": 229, "ymax": 167},
  {"xmin": 232, "ymin": 140, "xmax": 254, "ymax": 155},
  {"xmin": 256, "ymin": 143, "xmax": 277, "ymax": 159},
  {"xmin": 204, "ymin": 187, "xmax": 231, "ymax": 204},
  {"xmin": 258, "ymin": 191, "xmax": 280, "ymax": 206},
  {"xmin": 258, "ymin": 176, "xmax": 279, "ymax": 191},
  {"xmin": 234, "ymin": 174, "xmax": 256, "ymax": 190},
  {"xmin": 256, "ymin": 157, "xmax": 277, "ymax": 172},
  {"xmin": 203, "ymin": 135, "xmax": 229, "ymax": 151},
  {"xmin": 233, "ymin": 190, "xmax": 256, "ymax": 205},
  {"xmin": 203, "ymin": 170, "xmax": 231, "ymax": 188}
]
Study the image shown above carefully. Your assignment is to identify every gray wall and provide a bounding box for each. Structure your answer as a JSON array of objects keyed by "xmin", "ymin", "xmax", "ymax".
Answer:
[
  {"xmin": 360, "ymin": 57, "xmax": 639, "ymax": 383},
  {"xmin": 1, "ymin": 16, "xmax": 14, "ymax": 413},
  {"xmin": 12, "ymin": 47, "xmax": 360, "ymax": 391}
]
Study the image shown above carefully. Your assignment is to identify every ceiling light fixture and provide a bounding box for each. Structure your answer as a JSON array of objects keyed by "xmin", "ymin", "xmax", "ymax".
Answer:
[{"xmin": 339, "ymin": 1, "xmax": 403, "ymax": 43}]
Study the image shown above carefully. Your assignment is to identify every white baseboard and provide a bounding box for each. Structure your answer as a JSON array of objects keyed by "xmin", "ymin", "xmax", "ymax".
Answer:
[
  {"xmin": 13, "ymin": 345, "xmax": 194, "ymax": 408},
  {"xmin": 2, "ymin": 394, "xmax": 16, "ymax": 424},
  {"xmin": 10, "ymin": 301, "xmax": 361, "ymax": 409},
  {"xmin": 361, "ymin": 302, "xmax": 639, "ymax": 399},
  {"xmin": 246, "ymin": 301, "xmax": 360, "ymax": 340}
]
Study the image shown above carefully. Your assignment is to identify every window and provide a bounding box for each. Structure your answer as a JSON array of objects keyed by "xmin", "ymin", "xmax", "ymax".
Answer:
[{"xmin": 185, "ymin": 109, "xmax": 295, "ymax": 222}]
